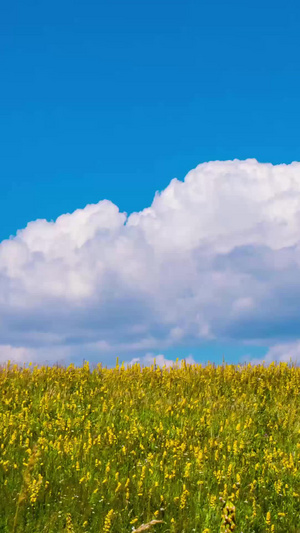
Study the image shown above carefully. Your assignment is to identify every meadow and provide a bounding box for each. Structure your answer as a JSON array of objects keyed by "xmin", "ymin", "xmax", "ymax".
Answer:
[{"xmin": 0, "ymin": 359, "xmax": 299, "ymax": 533}]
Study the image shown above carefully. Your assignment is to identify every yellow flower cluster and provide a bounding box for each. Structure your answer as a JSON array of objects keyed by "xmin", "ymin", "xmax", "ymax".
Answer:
[{"xmin": 0, "ymin": 358, "xmax": 299, "ymax": 532}]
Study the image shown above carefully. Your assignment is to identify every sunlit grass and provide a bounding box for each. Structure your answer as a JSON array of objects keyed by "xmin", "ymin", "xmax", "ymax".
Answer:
[{"xmin": 0, "ymin": 358, "xmax": 299, "ymax": 532}]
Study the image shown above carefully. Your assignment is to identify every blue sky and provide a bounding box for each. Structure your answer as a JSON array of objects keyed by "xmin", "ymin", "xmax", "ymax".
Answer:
[{"xmin": 1, "ymin": 0, "xmax": 300, "ymax": 367}]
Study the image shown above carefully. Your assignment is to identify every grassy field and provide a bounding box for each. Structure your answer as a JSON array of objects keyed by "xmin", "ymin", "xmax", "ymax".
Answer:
[{"xmin": 0, "ymin": 359, "xmax": 299, "ymax": 532}]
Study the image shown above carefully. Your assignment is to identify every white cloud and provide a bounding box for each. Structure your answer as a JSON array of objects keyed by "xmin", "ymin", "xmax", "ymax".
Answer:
[
  {"xmin": 124, "ymin": 353, "xmax": 197, "ymax": 369},
  {"xmin": 0, "ymin": 343, "xmax": 72, "ymax": 366},
  {"xmin": 2, "ymin": 159, "xmax": 300, "ymax": 366},
  {"xmin": 241, "ymin": 340, "xmax": 300, "ymax": 367}
]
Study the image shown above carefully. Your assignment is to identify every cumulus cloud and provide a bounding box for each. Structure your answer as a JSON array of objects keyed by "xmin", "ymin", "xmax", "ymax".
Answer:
[
  {"xmin": 241, "ymin": 340, "xmax": 300, "ymax": 367},
  {"xmin": 0, "ymin": 343, "xmax": 72, "ymax": 366},
  {"xmin": 1, "ymin": 158, "xmax": 300, "ymax": 366},
  {"xmin": 124, "ymin": 353, "xmax": 197, "ymax": 369}
]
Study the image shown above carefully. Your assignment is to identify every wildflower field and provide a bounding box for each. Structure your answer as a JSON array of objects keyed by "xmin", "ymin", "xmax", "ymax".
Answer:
[{"xmin": 0, "ymin": 359, "xmax": 299, "ymax": 533}]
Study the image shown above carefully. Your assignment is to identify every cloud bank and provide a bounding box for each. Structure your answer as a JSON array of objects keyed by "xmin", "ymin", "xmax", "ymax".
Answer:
[{"xmin": 1, "ymin": 158, "xmax": 300, "ymax": 366}]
